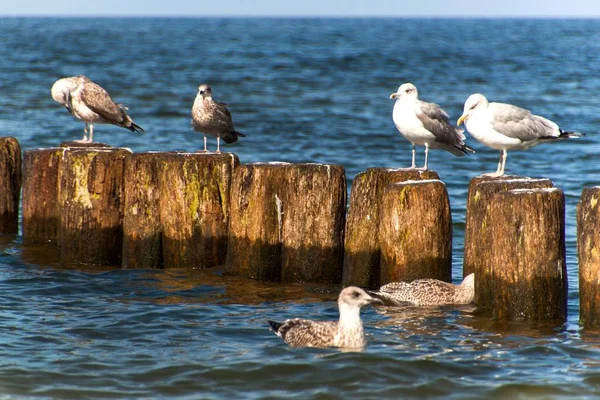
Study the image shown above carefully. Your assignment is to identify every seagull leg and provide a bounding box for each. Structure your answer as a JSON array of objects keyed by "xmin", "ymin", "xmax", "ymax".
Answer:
[
  {"xmin": 410, "ymin": 145, "xmax": 417, "ymax": 169},
  {"xmin": 87, "ymin": 124, "xmax": 94, "ymax": 143},
  {"xmin": 484, "ymin": 150, "xmax": 506, "ymax": 177},
  {"xmin": 216, "ymin": 137, "xmax": 221, "ymax": 154},
  {"xmin": 416, "ymin": 144, "xmax": 429, "ymax": 171},
  {"xmin": 203, "ymin": 135, "xmax": 208, "ymax": 153},
  {"xmin": 499, "ymin": 149, "xmax": 507, "ymax": 176},
  {"xmin": 74, "ymin": 124, "xmax": 89, "ymax": 143}
]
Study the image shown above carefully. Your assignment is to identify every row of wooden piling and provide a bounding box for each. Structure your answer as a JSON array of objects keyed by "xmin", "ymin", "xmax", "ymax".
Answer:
[{"xmin": 0, "ymin": 136, "xmax": 599, "ymax": 327}]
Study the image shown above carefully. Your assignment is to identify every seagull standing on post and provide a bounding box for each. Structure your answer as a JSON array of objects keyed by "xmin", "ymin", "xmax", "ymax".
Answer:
[
  {"xmin": 191, "ymin": 84, "xmax": 245, "ymax": 153},
  {"xmin": 457, "ymin": 93, "xmax": 582, "ymax": 177},
  {"xmin": 51, "ymin": 75, "xmax": 144, "ymax": 143},
  {"xmin": 390, "ymin": 83, "xmax": 474, "ymax": 170}
]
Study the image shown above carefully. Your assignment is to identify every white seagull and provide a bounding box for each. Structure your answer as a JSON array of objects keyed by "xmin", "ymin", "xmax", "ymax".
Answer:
[
  {"xmin": 390, "ymin": 83, "xmax": 474, "ymax": 170},
  {"xmin": 457, "ymin": 93, "xmax": 582, "ymax": 176},
  {"xmin": 51, "ymin": 75, "xmax": 144, "ymax": 143},
  {"xmin": 268, "ymin": 286, "xmax": 381, "ymax": 349}
]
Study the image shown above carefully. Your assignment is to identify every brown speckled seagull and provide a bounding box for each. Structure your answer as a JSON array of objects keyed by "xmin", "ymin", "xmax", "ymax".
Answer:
[
  {"xmin": 191, "ymin": 84, "xmax": 245, "ymax": 153},
  {"xmin": 268, "ymin": 286, "xmax": 381, "ymax": 349},
  {"xmin": 372, "ymin": 273, "xmax": 475, "ymax": 307},
  {"xmin": 51, "ymin": 75, "xmax": 144, "ymax": 143}
]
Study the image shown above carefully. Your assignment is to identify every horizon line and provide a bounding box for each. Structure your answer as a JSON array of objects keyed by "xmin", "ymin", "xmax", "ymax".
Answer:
[{"xmin": 0, "ymin": 13, "xmax": 599, "ymax": 19}]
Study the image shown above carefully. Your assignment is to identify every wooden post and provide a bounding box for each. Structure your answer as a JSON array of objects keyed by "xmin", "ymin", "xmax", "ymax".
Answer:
[
  {"xmin": 577, "ymin": 187, "xmax": 600, "ymax": 328},
  {"xmin": 343, "ymin": 168, "xmax": 439, "ymax": 288},
  {"xmin": 0, "ymin": 137, "xmax": 22, "ymax": 234},
  {"xmin": 489, "ymin": 188, "xmax": 567, "ymax": 321},
  {"xmin": 57, "ymin": 148, "xmax": 130, "ymax": 266},
  {"xmin": 227, "ymin": 162, "xmax": 346, "ymax": 283},
  {"xmin": 122, "ymin": 152, "xmax": 163, "ymax": 269},
  {"xmin": 463, "ymin": 176, "xmax": 554, "ymax": 312},
  {"xmin": 280, "ymin": 163, "xmax": 346, "ymax": 284},
  {"xmin": 157, "ymin": 152, "xmax": 239, "ymax": 269},
  {"xmin": 22, "ymin": 148, "xmax": 64, "ymax": 243},
  {"xmin": 379, "ymin": 179, "xmax": 452, "ymax": 285},
  {"xmin": 226, "ymin": 163, "xmax": 289, "ymax": 281}
]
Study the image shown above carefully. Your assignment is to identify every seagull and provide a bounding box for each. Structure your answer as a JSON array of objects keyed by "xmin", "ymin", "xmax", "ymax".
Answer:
[
  {"xmin": 457, "ymin": 93, "xmax": 582, "ymax": 177},
  {"xmin": 390, "ymin": 83, "xmax": 474, "ymax": 170},
  {"xmin": 371, "ymin": 273, "xmax": 475, "ymax": 307},
  {"xmin": 268, "ymin": 286, "xmax": 381, "ymax": 349},
  {"xmin": 51, "ymin": 75, "xmax": 144, "ymax": 143},
  {"xmin": 191, "ymin": 84, "xmax": 245, "ymax": 153}
]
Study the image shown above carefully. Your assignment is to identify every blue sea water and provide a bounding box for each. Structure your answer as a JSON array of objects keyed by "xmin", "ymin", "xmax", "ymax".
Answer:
[{"xmin": 1, "ymin": 17, "xmax": 600, "ymax": 399}]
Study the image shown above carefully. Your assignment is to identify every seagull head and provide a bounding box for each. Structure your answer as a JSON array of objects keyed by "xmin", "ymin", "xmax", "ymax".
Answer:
[
  {"xmin": 197, "ymin": 84, "xmax": 213, "ymax": 99},
  {"xmin": 51, "ymin": 77, "xmax": 80, "ymax": 112},
  {"xmin": 339, "ymin": 286, "xmax": 382, "ymax": 309},
  {"xmin": 458, "ymin": 93, "xmax": 489, "ymax": 125},
  {"xmin": 390, "ymin": 82, "xmax": 419, "ymax": 100}
]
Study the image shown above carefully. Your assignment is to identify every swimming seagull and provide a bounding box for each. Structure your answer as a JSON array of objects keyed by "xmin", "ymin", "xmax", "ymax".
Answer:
[
  {"xmin": 390, "ymin": 83, "xmax": 474, "ymax": 170},
  {"xmin": 267, "ymin": 286, "xmax": 381, "ymax": 349},
  {"xmin": 371, "ymin": 273, "xmax": 475, "ymax": 307},
  {"xmin": 457, "ymin": 93, "xmax": 583, "ymax": 177},
  {"xmin": 191, "ymin": 84, "xmax": 245, "ymax": 153},
  {"xmin": 51, "ymin": 75, "xmax": 144, "ymax": 143}
]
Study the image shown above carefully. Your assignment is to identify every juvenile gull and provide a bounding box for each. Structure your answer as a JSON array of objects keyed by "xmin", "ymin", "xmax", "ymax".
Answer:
[
  {"xmin": 371, "ymin": 273, "xmax": 474, "ymax": 307},
  {"xmin": 457, "ymin": 93, "xmax": 582, "ymax": 176},
  {"xmin": 390, "ymin": 83, "xmax": 474, "ymax": 170},
  {"xmin": 51, "ymin": 75, "xmax": 144, "ymax": 143},
  {"xmin": 191, "ymin": 84, "xmax": 245, "ymax": 153},
  {"xmin": 267, "ymin": 286, "xmax": 381, "ymax": 349}
]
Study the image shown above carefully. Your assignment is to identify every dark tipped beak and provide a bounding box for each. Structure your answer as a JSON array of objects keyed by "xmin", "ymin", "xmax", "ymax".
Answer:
[
  {"xmin": 368, "ymin": 296, "xmax": 383, "ymax": 305},
  {"xmin": 65, "ymin": 105, "xmax": 72, "ymax": 113}
]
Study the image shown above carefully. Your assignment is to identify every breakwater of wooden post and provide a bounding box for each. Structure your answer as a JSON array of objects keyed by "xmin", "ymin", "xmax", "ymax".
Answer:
[
  {"xmin": 342, "ymin": 168, "xmax": 440, "ymax": 288},
  {"xmin": 577, "ymin": 187, "xmax": 600, "ymax": 328},
  {"xmin": 10, "ymin": 137, "xmax": 577, "ymax": 322},
  {"xmin": 0, "ymin": 137, "xmax": 22, "ymax": 234}
]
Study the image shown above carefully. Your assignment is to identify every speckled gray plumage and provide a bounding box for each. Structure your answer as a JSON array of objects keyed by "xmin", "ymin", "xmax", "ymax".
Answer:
[
  {"xmin": 51, "ymin": 75, "xmax": 143, "ymax": 142},
  {"xmin": 374, "ymin": 273, "xmax": 475, "ymax": 307},
  {"xmin": 268, "ymin": 287, "xmax": 380, "ymax": 349},
  {"xmin": 191, "ymin": 84, "xmax": 244, "ymax": 149}
]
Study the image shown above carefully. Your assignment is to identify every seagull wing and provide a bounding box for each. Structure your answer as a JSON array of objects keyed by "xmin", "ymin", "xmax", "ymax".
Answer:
[{"xmin": 488, "ymin": 102, "xmax": 560, "ymax": 142}]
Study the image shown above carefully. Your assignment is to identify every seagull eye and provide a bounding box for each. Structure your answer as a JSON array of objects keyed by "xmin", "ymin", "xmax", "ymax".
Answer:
[{"xmin": 352, "ymin": 291, "xmax": 360, "ymax": 298}]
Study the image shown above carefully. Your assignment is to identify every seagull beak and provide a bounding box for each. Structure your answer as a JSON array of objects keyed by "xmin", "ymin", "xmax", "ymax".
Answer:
[
  {"xmin": 457, "ymin": 114, "xmax": 468, "ymax": 126},
  {"xmin": 390, "ymin": 93, "xmax": 400, "ymax": 99},
  {"xmin": 367, "ymin": 296, "xmax": 383, "ymax": 305}
]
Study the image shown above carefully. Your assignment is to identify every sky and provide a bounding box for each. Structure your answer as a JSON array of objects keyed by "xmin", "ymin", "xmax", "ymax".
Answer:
[{"xmin": 2, "ymin": 0, "xmax": 599, "ymax": 17}]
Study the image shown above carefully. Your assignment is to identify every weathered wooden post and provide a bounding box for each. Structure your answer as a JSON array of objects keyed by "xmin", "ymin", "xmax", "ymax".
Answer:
[
  {"xmin": 463, "ymin": 176, "xmax": 554, "ymax": 311},
  {"xmin": 343, "ymin": 168, "xmax": 439, "ymax": 288},
  {"xmin": 281, "ymin": 163, "xmax": 346, "ymax": 284},
  {"xmin": 226, "ymin": 163, "xmax": 289, "ymax": 281},
  {"xmin": 227, "ymin": 162, "xmax": 346, "ymax": 283},
  {"xmin": 22, "ymin": 148, "xmax": 64, "ymax": 243},
  {"xmin": 577, "ymin": 187, "xmax": 600, "ymax": 328},
  {"xmin": 122, "ymin": 152, "xmax": 163, "ymax": 269},
  {"xmin": 156, "ymin": 152, "xmax": 238, "ymax": 269},
  {"xmin": 379, "ymin": 179, "xmax": 452, "ymax": 285},
  {"xmin": 489, "ymin": 188, "xmax": 566, "ymax": 321},
  {"xmin": 0, "ymin": 137, "xmax": 22, "ymax": 234},
  {"xmin": 58, "ymin": 148, "xmax": 130, "ymax": 266}
]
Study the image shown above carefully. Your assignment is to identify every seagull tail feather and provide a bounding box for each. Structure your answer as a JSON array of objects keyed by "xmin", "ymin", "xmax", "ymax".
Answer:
[
  {"xmin": 222, "ymin": 130, "xmax": 245, "ymax": 144},
  {"xmin": 559, "ymin": 129, "xmax": 584, "ymax": 138},
  {"xmin": 128, "ymin": 122, "xmax": 145, "ymax": 133},
  {"xmin": 268, "ymin": 320, "xmax": 283, "ymax": 334}
]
